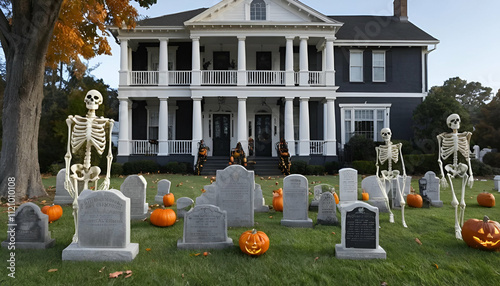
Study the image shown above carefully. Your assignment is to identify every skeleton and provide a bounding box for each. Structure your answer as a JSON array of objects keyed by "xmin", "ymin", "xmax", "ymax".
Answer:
[
  {"xmin": 375, "ymin": 128, "xmax": 407, "ymax": 227},
  {"xmin": 64, "ymin": 90, "xmax": 114, "ymax": 242},
  {"xmin": 437, "ymin": 113, "xmax": 473, "ymax": 240}
]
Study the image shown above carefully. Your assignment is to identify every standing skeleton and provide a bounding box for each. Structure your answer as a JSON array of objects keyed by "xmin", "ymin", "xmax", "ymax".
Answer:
[
  {"xmin": 375, "ymin": 128, "xmax": 407, "ymax": 227},
  {"xmin": 64, "ymin": 90, "xmax": 114, "ymax": 242},
  {"xmin": 437, "ymin": 114, "xmax": 473, "ymax": 240}
]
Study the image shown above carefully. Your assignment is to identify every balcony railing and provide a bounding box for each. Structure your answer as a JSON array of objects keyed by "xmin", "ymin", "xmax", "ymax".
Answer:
[
  {"xmin": 168, "ymin": 140, "xmax": 192, "ymax": 154},
  {"xmin": 310, "ymin": 140, "xmax": 325, "ymax": 155},
  {"xmin": 132, "ymin": 140, "xmax": 158, "ymax": 155},
  {"xmin": 128, "ymin": 70, "xmax": 327, "ymax": 86}
]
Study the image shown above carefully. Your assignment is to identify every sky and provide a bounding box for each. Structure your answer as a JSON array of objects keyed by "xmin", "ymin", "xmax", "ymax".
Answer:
[{"xmin": 88, "ymin": 0, "xmax": 500, "ymax": 94}]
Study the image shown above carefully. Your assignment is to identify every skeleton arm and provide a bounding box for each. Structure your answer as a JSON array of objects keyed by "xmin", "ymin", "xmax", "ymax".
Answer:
[
  {"xmin": 64, "ymin": 116, "xmax": 76, "ymax": 198},
  {"xmin": 466, "ymin": 132, "xmax": 474, "ymax": 188},
  {"xmin": 375, "ymin": 147, "xmax": 381, "ymax": 178},
  {"xmin": 398, "ymin": 143, "xmax": 407, "ymax": 177},
  {"xmin": 98, "ymin": 119, "xmax": 114, "ymax": 191},
  {"xmin": 436, "ymin": 133, "xmax": 449, "ymax": 188}
]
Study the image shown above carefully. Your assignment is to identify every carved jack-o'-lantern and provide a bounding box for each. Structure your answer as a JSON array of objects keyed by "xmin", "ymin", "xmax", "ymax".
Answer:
[
  {"xmin": 239, "ymin": 229, "xmax": 270, "ymax": 256},
  {"xmin": 461, "ymin": 216, "xmax": 500, "ymax": 251}
]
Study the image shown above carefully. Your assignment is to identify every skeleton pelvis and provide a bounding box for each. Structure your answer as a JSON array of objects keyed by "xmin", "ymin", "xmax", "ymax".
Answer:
[
  {"xmin": 70, "ymin": 164, "xmax": 101, "ymax": 181},
  {"xmin": 381, "ymin": 170, "xmax": 400, "ymax": 180},
  {"xmin": 445, "ymin": 163, "xmax": 468, "ymax": 177}
]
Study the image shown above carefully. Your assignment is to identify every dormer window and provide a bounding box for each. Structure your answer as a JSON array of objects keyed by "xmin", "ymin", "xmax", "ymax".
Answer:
[{"xmin": 250, "ymin": 0, "xmax": 266, "ymax": 20}]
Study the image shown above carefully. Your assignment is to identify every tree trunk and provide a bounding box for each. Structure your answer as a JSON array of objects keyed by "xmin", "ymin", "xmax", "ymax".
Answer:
[{"xmin": 0, "ymin": 0, "xmax": 64, "ymax": 201}]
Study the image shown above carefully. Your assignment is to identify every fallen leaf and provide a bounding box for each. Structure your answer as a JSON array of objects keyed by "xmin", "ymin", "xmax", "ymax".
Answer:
[
  {"xmin": 182, "ymin": 273, "xmax": 185, "ymax": 278},
  {"xmin": 124, "ymin": 270, "xmax": 133, "ymax": 278},
  {"xmin": 434, "ymin": 264, "xmax": 439, "ymax": 269},
  {"xmin": 203, "ymin": 252, "xmax": 210, "ymax": 256},
  {"xmin": 41, "ymin": 200, "xmax": 47, "ymax": 204},
  {"xmin": 99, "ymin": 266, "xmax": 106, "ymax": 273},
  {"xmin": 415, "ymin": 238, "xmax": 422, "ymax": 245},
  {"xmin": 48, "ymin": 269, "xmax": 58, "ymax": 272},
  {"xmin": 331, "ymin": 232, "xmax": 336, "ymax": 235},
  {"xmin": 314, "ymin": 257, "xmax": 319, "ymax": 262},
  {"xmin": 109, "ymin": 271, "xmax": 123, "ymax": 278},
  {"xmin": 190, "ymin": 253, "xmax": 201, "ymax": 257},
  {"xmin": 146, "ymin": 248, "xmax": 151, "ymax": 251},
  {"xmin": 380, "ymin": 282, "xmax": 388, "ymax": 286},
  {"xmin": 269, "ymin": 216, "xmax": 273, "ymax": 219}
]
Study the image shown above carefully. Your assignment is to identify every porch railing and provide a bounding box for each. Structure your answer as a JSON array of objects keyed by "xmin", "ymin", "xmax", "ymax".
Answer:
[
  {"xmin": 247, "ymin": 70, "xmax": 285, "ymax": 85},
  {"xmin": 168, "ymin": 140, "xmax": 192, "ymax": 154},
  {"xmin": 310, "ymin": 140, "xmax": 325, "ymax": 155},
  {"xmin": 131, "ymin": 140, "xmax": 158, "ymax": 155},
  {"xmin": 202, "ymin": 70, "xmax": 237, "ymax": 85},
  {"xmin": 130, "ymin": 71, "xmax": 158, "ymax": 85},
  {"xmin": 168, "ymin": 71, "xmax": 192, "ymax": 85}
]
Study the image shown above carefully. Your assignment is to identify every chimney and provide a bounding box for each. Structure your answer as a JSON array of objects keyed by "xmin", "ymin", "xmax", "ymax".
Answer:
[{"xmin": 394, "ymin": 0, "xmax": 408, "ymax": 22}]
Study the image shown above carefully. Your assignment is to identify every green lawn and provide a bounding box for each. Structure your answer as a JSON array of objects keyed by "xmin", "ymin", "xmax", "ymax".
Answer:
[{"xmin": 1, "ymin": 173, "xmax": 499, "ymax": 285}]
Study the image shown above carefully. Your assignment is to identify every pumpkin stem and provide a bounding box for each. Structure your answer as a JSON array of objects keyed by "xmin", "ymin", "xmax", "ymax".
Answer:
[
  {"xmin": 251, "ymin": 229, "xmax": 257, "ymax": 235},
  {"xmin": 483, "ymin": 216, "xmax": 490, "ymax": 223}
]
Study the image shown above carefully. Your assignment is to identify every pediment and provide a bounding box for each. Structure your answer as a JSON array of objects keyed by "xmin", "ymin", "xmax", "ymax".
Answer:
[{"xmin": 185, "ymin": 0, "xmax": 341, "ymax": 26}]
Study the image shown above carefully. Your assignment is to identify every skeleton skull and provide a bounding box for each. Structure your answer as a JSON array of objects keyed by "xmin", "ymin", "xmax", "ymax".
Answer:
[
  {"xmin": 447, "ymin": 114, "xmax": 461, "ymax": 130},
  {"xmin": 84, "ymin": 90, "xmax": 103, "ymax": 110},
  {"xmin": 380, "ymin": 128, "xmax": 392, "ymax": 142}
]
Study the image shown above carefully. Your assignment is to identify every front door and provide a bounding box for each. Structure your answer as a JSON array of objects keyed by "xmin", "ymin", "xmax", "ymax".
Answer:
[
  {"xmin": 255, "ymin": 115, "xmax": 272, "ymax": 156},
  {"xmin": 213, "ymin": 114, "xmax": 230, "ymax": 156}
]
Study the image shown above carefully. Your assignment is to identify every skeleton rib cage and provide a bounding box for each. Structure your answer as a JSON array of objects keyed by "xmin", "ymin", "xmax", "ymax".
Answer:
[{"xmin": 439, "ymin": 132, "xmax": 471, "ymax": 166}]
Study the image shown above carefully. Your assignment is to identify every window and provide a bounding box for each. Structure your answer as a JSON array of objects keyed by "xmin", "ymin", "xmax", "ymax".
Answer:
[
  {"xmin": 349, "ymin": 50, "xmax": 363, "ymax": 82},
  {"xmin": 148, "ymin": 109, "xmax": 159, "ymax": 140},
  {"xmin": 340, "ymin": 104, "xmax": 391, "ymax": 146},
  {"xmin": 372, "ymin": 51, "xmax": 386, "ymax": 82},
  {"xmin": 250, "ymin": 0, "xmax": 266, "ymax": 20}
]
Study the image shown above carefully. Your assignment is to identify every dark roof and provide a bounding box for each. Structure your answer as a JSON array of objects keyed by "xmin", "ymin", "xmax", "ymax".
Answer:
[
  {"xmin": 330, "ymin": 16, "xmax": 438, "ymax": 41},
  {"xmin": 137, "ymin": 8, "xmax": 208, "ymax": 26}
]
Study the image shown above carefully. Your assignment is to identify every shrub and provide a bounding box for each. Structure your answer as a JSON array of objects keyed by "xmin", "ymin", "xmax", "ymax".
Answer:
[
  {"xmin": 162, "ymin": 161, "xmax": 192, "ymax": 174},
  {"xmin": 471, "ymin": 159, "xmax": 499, "ymax": 176},
  {"xmin": 403, "ymin": 154, "xmax": 439, "ymax": 175},
  {"xmin": 352, "ymin": 161, "xmax": 376, "ymax": 175},
  {"xmin": 345, "ymin": 135, "xmax": 376, "ymax": 161},
  {"xmin": 48, "ymin": 163, "xmax": 63, "ymax": 175},
  {"xmin": 324, "ymin": 161, "xmax": 339, "ymax": 175},
  {"xmin": 110, "ymin": 162, "xmax": 123, "ymax": 176},
  {"xmin": 290, "ymin": 160, "xmax": 307, "ymax": 175},
  {"xmin": 122, "ymin": 160, "xmax": 160, "ymax": 175},
  {"xmin": 306, "ymin": 165, "xmax": 325, "ymax": 175},
  {"xmin": 483, "ymin": 152, "xmax": 500, "ymax": 168}
]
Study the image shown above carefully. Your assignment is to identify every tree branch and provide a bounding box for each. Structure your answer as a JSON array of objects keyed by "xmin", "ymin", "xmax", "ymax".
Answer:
[{"xmin": 0, "ymin": 9, "xmax": 12, "ymax": 54}]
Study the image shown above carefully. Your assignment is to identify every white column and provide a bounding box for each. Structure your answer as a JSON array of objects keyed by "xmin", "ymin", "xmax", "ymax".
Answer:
[
  {"xmin": 192, "ymin": 97, "xmax": 203, "ymax": 155},
  {"xmin": 128, "ymin": 103, "xmax": 132, "ymax": 153},
  {"xmin": 299, "ymin": 36, "xmax": 309, "ymax": 86},
  {"xmin": 284, "ymin": 97, "xmax": 295, "ymax": 156},
  {"xmin": 119, "ymin": 39, "xmax": 129, "ymax": 86},
  {"xmin": 158, "ymin": 98, "xmax": 169, "ymax": 156},
  {"xmin": 237, "ymin": 36, "xmax": 247, "ymax": 86},
  {"xmin": 191, "ymin": 36, "xmax": 201, "ymax": 85},
  {"xmin": 237, "ymin": 96, "xmax": 248, "ymax": 153},
  {"xmin": 325, "ymin": 98, "xmax": 337, "ymax": 156},
  {"xmin": 159, "ymin": 38, "xmax": 169, "ymax": 86},
  {"xmin": 118, "ymin": 99, "xmax": 130, "ymax": 156},
  {"xmin": 325, "ymin": 37, "xmax": 335, "ymax": 86},
  {"xmin": 285, "ymin": 36, "xmax": 295, "ymax": 86},
  {"xmin": 298, "ymin": 97, "xmax": 310, "ymax": 156}
]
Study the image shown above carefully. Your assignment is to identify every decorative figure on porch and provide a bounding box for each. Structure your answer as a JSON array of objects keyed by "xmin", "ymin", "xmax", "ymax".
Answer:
[
  {"xmin": 276, "ymin": 138, "xmax": 291, "ymax": 175},
  {"xmin": 375, "ymin": 128, "xmax": 408, "ymax": 227},
  {"xmin": 194, "ymin": 140, "xmax": 209, "ymax": 175},
  {"xmin": 229, "ymin": 142, "xmax": 247, "ymax": 167},
  {"xmin": 437, "ymin": 113, "xmax": 473, "ymax": 240},
  {"xmin": 64, "ymin": 90, "xmax": 114, "ymax": 242}
]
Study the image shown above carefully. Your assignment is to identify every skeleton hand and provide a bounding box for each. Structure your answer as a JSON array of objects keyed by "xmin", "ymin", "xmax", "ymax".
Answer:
[
  {"xmin": 467, "ymin": 175, "xmax": 474, "ymax": 188},
  {"xmin": 99, "ymin": 177, "xmax": 110, "ymax": 191},
  {"xmin": 440, "ymin": 176, "xmax": 449, "ymax": 189}
]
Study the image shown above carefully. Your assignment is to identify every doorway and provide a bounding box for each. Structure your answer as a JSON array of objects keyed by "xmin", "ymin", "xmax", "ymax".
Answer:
[
  {"xmin": 255, "ymin": 115, "xmax": 272, "ymax": 156},
  {"xmin": 212, "ymin": 114, "xmax": 231, "ymax": 156}
]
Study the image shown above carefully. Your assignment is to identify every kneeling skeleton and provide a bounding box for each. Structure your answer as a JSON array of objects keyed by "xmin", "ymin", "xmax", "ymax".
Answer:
[
  {"xmin": 375, "ymin": 128, "xmax": 407, "ymax": 227},
  {"xmin": 64, "ymin": 90, "xmax": 114, "ymax": 242},
  {"xmin": 437, "ymin": 113, "xmax": 473, "ymax": 240}
]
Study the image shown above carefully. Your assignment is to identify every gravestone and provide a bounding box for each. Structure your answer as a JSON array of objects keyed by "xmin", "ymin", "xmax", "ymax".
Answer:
[
  {"xmin": 120, "ymin": 175, "xmax": 148, "ymax": 220},
  {"xmin": 361, "ymin": 175, "xmax": 390, "ymax": 212},
  {"xmin": 391, "ymin": 176, "xmax": 412, "ymax": 208},
  {"xmin": 495, "ymin": 175, "xmax": 500, "ymax": 192},
  {"xmin": 176, "ymin": 197, "xmax": 194, "ymax": 218},
  {"xmin": 281, "ymin": 174, "xmax": 313, "ymax": 228},
  {"xmin": 196, "ymin": 165, "xmax": 254, "ymax": 227},
  {"xmin": 418, "ymin": 178, "xmax": 431, "ymax": 208},
  {"xmin": 2, "ymin": 202, "xmax": 55, "ymax": 249},
  {"xmin": 339, "ymin": 168, "xmax": 358, "ymax": 208},
  {"xmin": 62, "ymin": 189, "xmax": 139, "ymax": 261},
  {"xmin": 316, "ymin": 192, "xmax": 338, "ymax": 225},
  {"xmin": 54, "ymin": 168, "xmax": 74, "ymax": 204},
  {"xmin": 423, "ymin": 171, "xmax": 443, "ymax": 207},
  {"xmin": 310, "ymin": 184, "xmax": 334, "ymax": 211},
  {"xmin": 335, "ymin": 201, "xmax": 386, "ymax": 259},
  {"xmin": 254, "ymin": 184, "xmax": 269, "ymax": 212},
  {"xmin": 155, "ymin": 179, "xmax": 171, "ymax": 203},
  {"xmin": 177, "ymin": 205, "xmax": 233, "ymax": 250}
]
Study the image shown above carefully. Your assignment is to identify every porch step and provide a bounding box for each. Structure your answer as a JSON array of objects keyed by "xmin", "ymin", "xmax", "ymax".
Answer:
[{"xmin": 199, "ymin": 156, "xmax": 283, "ymax": 176}]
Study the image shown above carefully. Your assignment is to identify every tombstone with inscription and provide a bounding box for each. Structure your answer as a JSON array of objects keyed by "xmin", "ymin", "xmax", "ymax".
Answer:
[
  {"xmin": 254, "ymin": 183, "xmax": 269, "ymax": 212},
  {"xmin": 281, "ymin": 174, "xmax": 313, "ymax": 228},
  {"xmin": 310, "ymin": 184, "xmax": 334, "ymax": 211},
  {"xmin": 2, "ymin": 203, "xmax": 55, "ymax": 249},
  {"xmin": 54, "ymin": 168, "xmax": 74, "ymax": 204},
  {"xmin": 335, "ymin": 201, "xmax": 386, "ymax": 259},
  {"xmin": 361, "ymin": 175, "xmax": 390, "ymax": 212},
  {"xmin": 62, "ymin": 189, "xmax": 139, "ymax": 261},
  {"xmin": 155, "ymin": 179, "xmax": 171, "ymax": 203},
  {"xmin": 195, "ymin": 165, "xmax": 254, "ymax": 227},
  {"xmin": 177, "ymin": 205, "xmax": 233, "ymax": 250},
  {"xmin": 176, "ymin": 197, "xmax": 194, "ymax": 218},
  {"xmin": 339, "ymin": 168, "xmax": 358, "ymax": 208},
  {"xmin": 317, "ymin": 192, "xmax": 339, "ymax": 226},
  {"xmin": 423, "ymin": 171, "xmax": 443, "ymax": 207},
  {"xmin": 120, "ymin": 175, "xmax": 149, "ymax": 220}
]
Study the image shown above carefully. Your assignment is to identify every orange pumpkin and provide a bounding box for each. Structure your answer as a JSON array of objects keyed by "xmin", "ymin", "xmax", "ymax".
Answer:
[
  {"xmin": 407, "ymin": 190, "xmax": 423, "ymax": 208},
  {"xmin": 239, "ymin": 229, "xmax": 270, "ymax": 256},
  {"xmin": 362, "ymin": 190, "xmax": 369, "ymax": 201},
  {"xmin": 150, "ymin": 208, "xmax": 176, "ymax": 227},
  {"xmin": 333, "ymin": 192, "xmax": 339, "ymax": 204},
  {"xmin": 477, "ymin": 192, "xmax": 495, "ymax": 208},
  {"xmin": 272, "ymin": 188, "xmax": 283, "ymax": 212},
  {"xmin": 42, "ymin": 205, "xmax": 63, "ymax": 222},
  {"xmin": 163, "ymin": 193, "xmax": 175, "ymax": 207},
  {"xmin": 462, "ymin": 216, "xmax": 500, "ymax": 251}
]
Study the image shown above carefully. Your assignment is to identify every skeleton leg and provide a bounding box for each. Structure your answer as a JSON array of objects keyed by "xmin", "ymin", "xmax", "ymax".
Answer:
[
  {"xmin": 397, "ymin": 179, "xmax": 407, "ymax": 228},
  {"xmin": 447, "ymin": 173, "xmax": 462, "ymax": 240},
  {"xmin": 72, "ymin": 177, "xmax": 79, "ymax": 243},
  {"xmin": 459, "ymin": 174, "xmax": 468, "ymax": 227},
  {"xmin": 377, "ymin": 177, "xmax": 394, "ymax": 223}
]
